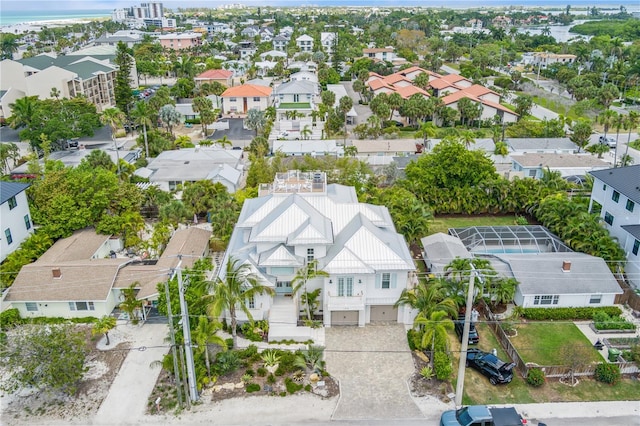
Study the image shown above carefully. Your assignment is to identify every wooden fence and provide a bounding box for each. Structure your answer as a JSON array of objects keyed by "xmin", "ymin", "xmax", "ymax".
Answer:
[
  {"xmin": 478, "ymin": 302, "xmax": 639, "ymax": 379},
  {"xmin": 614, "ymin": 287, "xmax": 640, "ymax": 312}
]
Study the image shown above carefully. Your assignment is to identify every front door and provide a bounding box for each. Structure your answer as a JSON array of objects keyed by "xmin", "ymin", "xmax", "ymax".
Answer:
[{"xmin": 276, "ymin": 280, "xmax": 292, "ymax": 296}]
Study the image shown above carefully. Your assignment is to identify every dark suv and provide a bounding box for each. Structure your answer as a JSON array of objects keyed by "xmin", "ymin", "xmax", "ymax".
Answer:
[
  {"xmin": 466, "ymin": 349, "xmax": 515, "ymax": 385},
  {"xmin": 454, "ymin": 316, "xmax": 479, "ymax": 345}
]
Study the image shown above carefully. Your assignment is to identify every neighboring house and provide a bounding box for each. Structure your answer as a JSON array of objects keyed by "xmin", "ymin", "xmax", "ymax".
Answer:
[
  {"xmin": 532, "ymin": 53, "xmax": 577, "ymax": 69},
  {"xmin": 273, "ymin": 80, "xmax": 318, "ymax": 119},
  {"xmin": 4, "ymin": 227, "xmax": 212, "ymax": 318},
  {"xmin": 444, "ymin": 225, "xmax": 622, "ymax": 308},
  {"xmin": 4, "ymin": 228, "xmax": 126, "ymax": 318},
  {"xmin": 506, "ymin": 138, "xmax": 578, "ymax": 154},
  {"xmin": 326, "ymin": 83, "xmax": 357, "ymax": 124},
  {"xmin": 511, "ymin": 153, "xmax": 610, "ymax": 179},
  {"xmin": 589, "ymin": 165, "xmax": 640, "ymax": 288},
  {"xmin": 93, "ymin": 30, "xmax": 146, "ymax": 48},
  {"xmin": 241, "ymin": 26, "xmax": 260, "ymax": 38},
  {"xmin": 158, "ymin": 32, "xmax": 203, "ymax": 51},
  {"xmin": 438, "ymin": 89, "xmax": 518, "ymax": 125},
  {"xmin": 0, "ymin": 182, "xmax": 33, "ymax": 262},
  {"xmin": 421, "ymin": 233, "xmax": 471, "ymax": 275},
  {"xmin": 296, "ymin": 34, "xmax": 314, "ymax": 52},
  {"xmin": 139, "ymin": 147, "xmax": 244, "ymax": 193},
  {"xmin": 272, "ymin": 35, "xmax": 289, "ymax": 52},
  {"xmin": 290, "ymin": 71, "xmax": 318, "ymax": 83},
  {"xmin": 259, "ymin": 27, "xmax": 274, "ymax": 42},
  {"xmin": 352, "ymin": 139, "xmax": 417, "ymax": 164},
  {"xmin": 222, "ymin": 171, "xmax": 415, "ymax": 341},
  {"xmin": 220, "ymin": 84, "xmax": 272, "ymax": 114},
  {"xmin": 320, "ymin": 32, "xmax": 336, "ymax": 54},
  {"xmin": 362, "ymin": 47, "xmax": 397, "ymax": 62},
  {"xmin": 272, "ymin": 139, "xmax": 343, "ymax": 157},
  {"xmin": 194, "ymin": 69, "xmax": 234, "ymax": 88},
  {"xmin": 237, "ymin": 41, "xmax": 257, "ymax": 60},
  {"xmin": 259, "ymin": 50, "xmax": 287, "ymax": 61}
]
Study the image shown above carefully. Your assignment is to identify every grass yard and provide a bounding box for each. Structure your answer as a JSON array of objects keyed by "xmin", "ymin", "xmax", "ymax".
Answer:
[
  {"xmin": 428, "ymin": 215, "xmax": 519, "ymax": 236},
  {"xmin": 451, "ymin": 323, "xmax": 640, "ymax": 405},
  {"xmin": 510, "ymin": 322, "xmax": 602, "ymax": 365}
]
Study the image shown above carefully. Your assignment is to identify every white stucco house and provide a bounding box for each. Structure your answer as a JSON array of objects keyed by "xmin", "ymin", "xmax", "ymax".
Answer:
[
  {"xmin": 589, "ymin": 165, "xmax": 640, "ymax": 288},
  {"xmin": 296, "ymin": 34, "xmax": 314, "ymax": 52},
  {"xmin": 219, "ymin": 171, "xmax": 415, "ymax": 341},
  {"xmin": 0, "ymin": 182, "xmax": 34, "ymax": 262}
]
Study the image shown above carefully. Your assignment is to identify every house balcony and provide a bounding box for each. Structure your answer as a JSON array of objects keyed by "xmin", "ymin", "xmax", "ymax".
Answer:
[
  {"xmin": 327, "ymin": 292, "xmax": 365, "ymax": 311},
  {"xmin": 365, "ymin": 296, "xmax": 398, "ymax": 306}
]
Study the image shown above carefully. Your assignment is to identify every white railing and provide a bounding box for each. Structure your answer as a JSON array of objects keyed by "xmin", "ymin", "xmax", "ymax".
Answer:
[
  {"xmin": 365, "ymin": 297, "xmax": 398, "ymax": 305},
  {"xmin": 327, "ymin": 293, "xmax": 364, "ymax": 311}
]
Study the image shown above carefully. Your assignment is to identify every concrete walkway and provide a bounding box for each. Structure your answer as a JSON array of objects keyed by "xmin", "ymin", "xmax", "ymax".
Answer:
[
  {"xmin": 574, "ymin": 305, "xmax": 640, "ymax": 361},
  {"xmin": 94, "ymin": 323, "xmax": 169, "ymax": 425},
  {"xmin": 324, "ymin": 324, "xmax": 423, "ymax": 421}
]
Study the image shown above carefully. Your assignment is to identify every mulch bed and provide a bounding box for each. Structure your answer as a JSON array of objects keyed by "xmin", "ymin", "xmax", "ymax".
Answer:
[{"xmin": 408, "ymin": 350, "xmax": 454, "ymax": 403}]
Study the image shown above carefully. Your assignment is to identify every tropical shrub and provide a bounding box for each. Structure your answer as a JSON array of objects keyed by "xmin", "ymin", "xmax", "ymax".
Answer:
[
  {"xmin": 522, "ymin": 306, "xmax": 621, "ymax": 321},
  {"xmin": 285, "ymin": 377, "xmax": 303, "ymax": 394},
  {"xmin": 245, "ymin": 383, "xmax": 261, "ymax": 392},
  {"xmin": 239, "ymin": 344, "xmax": 259, "ymax": 360},
  {"xmin": 433, "ymin": 351, "xmax": 453, "ymax": 381},
  {"xmin": 257, "ymin": 366, "xmax": 267, "ymax": 377},
  {"xmin": 0, "ymin": 308, "xmax": 22, "ymax": 328},
  {"xmin": 420, "ymin": 366, "xmax": 434, "ymax": 380},
  {"xmin": 261, "ymin": 350, "xmax": 281, "ymax": 367},
  {"xmin": 267, "ymin": 374, "xmax": 276, "ymax": 384},
  {"xmin": 594, "ymin": 363, "xmax": 621, "ymax": 385},
  {"xmin": 526, "ymin": 368, "xmax": 545, "ymax": 387},
  {"xmin": 213, "ymin": 351, "xmax": 240, "ymax": 376}
]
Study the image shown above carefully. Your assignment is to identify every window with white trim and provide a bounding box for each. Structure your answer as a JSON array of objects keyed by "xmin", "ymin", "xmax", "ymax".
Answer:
[
  {"xmin": 8, "ymin": 196, "xmax": 17, "ymax": 210},
  {"xmin": 534, "ymin": 295, "xmax": 559, "ymax": 305},
  {"xmin": 604, "ymin": 212, "xmax": 614, "ymax": 226},
  {"xmin": 381, "ymin": 273, "xmax": 391, "ymax": 289},
  {"xmin": 307, "ymin": 248, "xmax": 314, "ymax": 262},
  {"xmin": 626, "ymin": 199, "xmax": 635, "ymax": 212},
  {"xmin": 4, "ymin": 228, "xmax": 13, "ymax": 245},
  {"xmin": 26, "ymin": 302, "xmax": 38, "ymax": 312},
  {"xmin": 24, "ymin": 214, "xmax": 31, "ymax": 230},
  {"xmin": 68, "ymin": 301, "xmax": 95, "ymax": 311},
  {"xmin": 247, "ymin": 295, "xmax": 255, "ymax": 309},
  {"xmin": 632, "ymin": 240, "xmax": 639, "ymax": 256},
  {"xmin": 337, "ymin": 277, "xmax": 353, "ymax": 297},
  {"xmin": 612, "ymin": 191, "xmax": 620, "ymax": 202},
  {"xmin": 589, "ymin": 294, "xmax": 602, "ymax": 304}
]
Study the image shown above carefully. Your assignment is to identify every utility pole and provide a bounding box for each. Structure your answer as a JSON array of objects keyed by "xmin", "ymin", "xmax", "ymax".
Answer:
[
  {"xmin": 163, "ymin": 278, "xmax": 183, "ymax": 409},
  {"xmin": 454, "ymin": 266, "xmax": 477, "ymax": 407},
  {"xmin": 176, "ymin": 260, "xmax": 199, "ymax": 402}
]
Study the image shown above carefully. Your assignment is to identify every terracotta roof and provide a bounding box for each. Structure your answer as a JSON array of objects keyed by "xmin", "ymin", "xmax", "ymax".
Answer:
[
  {"xmin": 429, "ymin": 78, "xmax": 459, "ymax": 90},
  {"xmin": 394, "ymin": 85, "xmax": 430, "ymax": 99},
  {"xmin": 221, "ymin": 84, "xmax": 272, "ymax": 98},
  {"xmin": 398, "ymin": 66, "xmax": 442, "ymax": 79},
  {"xmin": 441, "ymin": 91, "xmax": 517, "ymax": 116},
  {"xmin": 195, "ymin": 69, "xmax": 233, "ymax": 80},
  {"xmin": 480, "ymin": 98, "xmax": 518, "ymax": 115},
  {"xmin": 439, "ymin": 74, "xmax": 471, "ymax": 84},
  {"xmin": 368, "ymin": 79, "xmax": 394, "ymax": 91},
  {"xmin": 462, "ymin": 84, "xmax": 499, "ymax": 98},
  {"xmin": 382, "ymin": 74, "xmax": 412, "ymax": 85}
]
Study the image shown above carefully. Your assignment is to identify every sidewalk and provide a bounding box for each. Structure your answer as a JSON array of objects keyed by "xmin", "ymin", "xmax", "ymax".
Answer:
[
  {"xmin": 508, "ymin": 401, "xmax": 640, "ymax": 422},
  {"xmin": 94, "ymin": 323, "xmax": 169, "ymax": 425}
]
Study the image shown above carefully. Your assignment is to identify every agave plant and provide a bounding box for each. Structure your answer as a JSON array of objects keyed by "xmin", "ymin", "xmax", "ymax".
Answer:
[
  {"xmin": 294, "ymin": 345, "xmax": 325, "ymax": 372},
  {"xmin": 261, "ymin": 349, "xmax": 281, "ymax": 367}
]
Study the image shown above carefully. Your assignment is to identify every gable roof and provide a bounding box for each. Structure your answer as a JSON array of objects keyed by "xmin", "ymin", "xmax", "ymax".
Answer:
[
  {"xmin": 621, "ymin": 224, "xmax": 640, "ymax": 239},
  {"xmin": 221, "ymin": 84, "xmax": 272, "ymax": 98},
  {"xmin": 274, "ymin": 79, "xmax": 316, "ymax": 95},
  {"xmin": 421, "ymin": 233, "xmax": 471, "ymax": 273},
  {"xmin": 499, "ymin": 252, "xmax": 622, "ymax": 296},
  {"xmin": 590, "ymin": 165, "xmax": 640, "ymax": 204},
  {"xmin": 1, "ymin": 181, "xmax": 29, "ymax": 204},
  {"xmin": 195, "ymin": 69, "xmax": 233, "ymax": 80},
  {"xmin": 394, "ymin": 85, "xmax": 430, "ymax": 99},
  {"xmin": 38, "ymin": 228, "xmax": 111, "ymax": 263}
]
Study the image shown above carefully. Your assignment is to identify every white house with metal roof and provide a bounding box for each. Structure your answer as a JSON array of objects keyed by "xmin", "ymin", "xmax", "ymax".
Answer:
[
  {"xmin": 589, "ymin": 165, "xmax": 640, "ymax": 288},
  {"xmin": 0, "ymin": 182, "xmax": 33, "ymax": 262},
  {"xmin": 220, "ymin": 171, "xmax": 415, "ymax": 340}
]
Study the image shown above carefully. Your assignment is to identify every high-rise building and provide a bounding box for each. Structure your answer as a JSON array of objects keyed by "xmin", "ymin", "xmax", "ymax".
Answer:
[{"xmin": 142, "ymin": 2, "xmax": 164, "ymax": 19}]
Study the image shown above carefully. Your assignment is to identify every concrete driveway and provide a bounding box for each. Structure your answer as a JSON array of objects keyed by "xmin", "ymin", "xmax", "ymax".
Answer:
[
  {"xmin": 208, "ymin": 118, "xmax": 255, "ymax": 142},
  {"xmin": 324, "ymin": 324, "xmax": 423, "ymax": 421}
]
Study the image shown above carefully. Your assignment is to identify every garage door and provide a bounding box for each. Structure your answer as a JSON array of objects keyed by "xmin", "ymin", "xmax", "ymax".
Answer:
[
  {"xmin": 331, "ymin": 311, "xmax": 359, "ymax": 326},
  {"xmin": 370, "ymin": 305, "xmax": 397, "ymax": 322}
]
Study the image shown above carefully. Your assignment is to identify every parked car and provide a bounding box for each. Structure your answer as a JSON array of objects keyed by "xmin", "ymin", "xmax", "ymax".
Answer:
[
  {"xmin": 466, "ymin": 349, "xmax": 515, "ymax": 385},
  {"xmin": 454, "ymin": 316, "xmax": 479, "ymax": 345},
  {"xmin": 440, "ymin": 406, "xmax": 526, "ymax": 426},
  {"xmin": 599, "ymin": 135, "xmax": 617, "ymax": 148}
]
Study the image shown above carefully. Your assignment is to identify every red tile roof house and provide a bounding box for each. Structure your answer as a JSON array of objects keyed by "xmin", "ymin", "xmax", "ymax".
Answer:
[
  {"xmin": 194, "ymin": 69, "xmax": 234, "ymax": 88},
  {"xmin": 220, "ymin": 84, "xmax": 273, "ymax": 115}
]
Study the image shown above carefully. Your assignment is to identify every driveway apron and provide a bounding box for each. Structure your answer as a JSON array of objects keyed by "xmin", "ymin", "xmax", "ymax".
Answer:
[{"xmin": 325, "ymin": 324, "xmax": 423, "ymax": 421}]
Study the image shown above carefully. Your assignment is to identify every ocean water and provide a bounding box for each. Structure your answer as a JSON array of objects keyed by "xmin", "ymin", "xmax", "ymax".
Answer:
[{"xmin": 0, "ymin": 10, "xmax": 112, "ymax": 26}]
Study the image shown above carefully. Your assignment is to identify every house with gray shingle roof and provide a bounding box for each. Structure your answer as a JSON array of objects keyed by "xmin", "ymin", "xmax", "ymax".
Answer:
[
  {"xmin": 220, "ymin": 171, "xmax": 415, "ymax": 341},
  {"xmin": 589, "ymin": 165, "xmax": 640, "ymax": 288},
  {"xmin": 0, "ymin": 181, "xmax": 33, "ymax": 262}
]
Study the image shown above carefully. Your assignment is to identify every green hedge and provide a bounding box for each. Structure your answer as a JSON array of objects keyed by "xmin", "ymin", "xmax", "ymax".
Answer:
[{"xmin": 521, "ymin": 306, "xmax": 622, "ymax": 321}]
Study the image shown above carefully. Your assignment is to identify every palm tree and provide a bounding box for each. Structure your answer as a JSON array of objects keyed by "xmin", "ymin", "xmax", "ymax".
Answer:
[
  {"xmin": 622, "ymin": 111, "xmax": 639, "ymax": 161},
  {"xmin": 301, "ymin": 124, "xmax": 312, "ymax": 140},
  {"xmin": 415, "ymin": 121, "xmax": 436, "ymax": 150},
  {"xmin": 458, "ymin": 130, "xmax": 476, "ymax": 149},
  {"xmin": 91, "ymin": 315, "xmax": 117, "ymax": 345},
  {"xmin": 598, "ymin": 109, "xmax": 618, "ymax": 140},
  {"xmin": 8, "ymin": 96, "xmax": 39, "ymax": 130},
  {"xmin": 205, "ymin": 257, "xmax": 274, "ymax": 348},
  {"xmin": 414, "ymin": 311, "xmax": 454, "ymax": 366},
  {"xmin": 131, "ymin": 101, "xmax": 152, "ymax": 158},
  {"xmin": 101, "ymin": 107, "xmax": 126, "ymax": 175},
  {"xmin": 291, "ymin": 260, "xmax": 328, "ymax": 321},
  {"xmin": 394, "ymin": 279, "xmax": 458, "ymax": 319},
  {"xmin": 192, "ymin": 315, "xmax": 227, "ymax": 383},
  {"xmin": 214, "ymin": 135, "xmax": 232, "ymax": 149}
]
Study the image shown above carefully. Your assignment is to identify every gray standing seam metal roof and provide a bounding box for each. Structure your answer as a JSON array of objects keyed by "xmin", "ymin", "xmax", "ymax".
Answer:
[
  {"xmin": 506, "ymin": 138, "xmax": 578, "ymax": 151},
  {"xmin": 18, "ymin": 54, "xmax": 116, "ymax": 70},
  {"xmin": 590, "ymin": 165, "xmax": 640, "ymax": 204},
  {"xmin": 65, "ymin": 61, "xmax": 115, "ymax": 80},
  {"xmin": 621, "ymin": 224, "xmax": 640, "ymax": 239},
  {"xmin": 0, "ymin": 181, "xmax": 30, "ymax": 204}
]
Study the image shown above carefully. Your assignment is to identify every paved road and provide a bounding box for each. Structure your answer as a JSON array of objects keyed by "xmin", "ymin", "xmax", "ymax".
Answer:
[
  {"xmin": 94, "ymin": 323, "xmax": 169, "ymax": 425},
  {"xmin": 324, "ymin": 324, "xmax": 423, "ymax": 421}
]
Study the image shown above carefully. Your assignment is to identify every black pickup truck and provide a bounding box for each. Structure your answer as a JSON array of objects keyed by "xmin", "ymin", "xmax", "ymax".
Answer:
[{"xmin": 440, "ymin": 405, "xmax": 527, "ymax": 426}]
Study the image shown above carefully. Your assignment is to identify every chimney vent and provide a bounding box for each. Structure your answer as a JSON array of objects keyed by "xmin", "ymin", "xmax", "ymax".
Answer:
[
  {"xmin": 562, "ymin": 261, "xmax": 571, "ymax": 272},
  {"xmin": 52, "ymin": 268, "xmax": 62, "ymax": 278}
]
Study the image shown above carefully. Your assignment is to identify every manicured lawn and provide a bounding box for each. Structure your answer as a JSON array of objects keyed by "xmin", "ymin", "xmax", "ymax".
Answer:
[
  {"xmin": 510, "ymin": 322, "xmax": 602, "ymax": 365},
  {"xmin": 428, "ymin": 215, "xmax": 518, "ymax": 236},
  {"xmin": 451, "ymin": 323, "xmax": 640, "ymax": 405}
]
